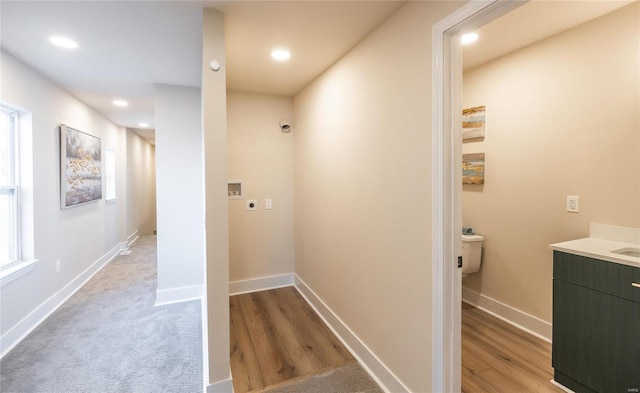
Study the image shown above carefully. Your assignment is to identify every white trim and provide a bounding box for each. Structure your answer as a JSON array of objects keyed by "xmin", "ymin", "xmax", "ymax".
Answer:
[
  {"xmin": 201, "ymin": 285, "xmax": 211, "ymax": 393},
  {"xmin": 294, "ymin": 275, "xmax": 410, "ymax": 393},
  {"xmin": 229, "ymin": 273, "xmax": 293, "ymax": 296},
  {"xmin": 206, "ymin": 376, "xmax": 233, "ymax": 393},
  {"xmin": 462, "ymin": 287, "xmax": 552, "ymax": 342},
  {"xmin": 432, "ymin": 4, "xmax": 472, "ymax": 391},
  {"xmin": 127, "ymin": 230, "xmax": 139, "ymax": 247},
  {"xmin": 432, "ymin": 1, "xmax": 527, "ymax": 391},
  {"xmin": 0, "ymin": 241, "xmax": 126, "ymax": 358},
  {"xmin": 155, "ymin": 284, "xmax": 203, "ymax": 306},
  {"xmin": 0, "ymin": 259, "xmax": 38, "ymax": 287}
]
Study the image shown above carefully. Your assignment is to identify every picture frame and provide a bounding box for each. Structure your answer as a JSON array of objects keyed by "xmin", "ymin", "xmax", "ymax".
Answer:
[
  {"xmin": 462, "ymin": 105, "xmax": 486, "ymax": 140},
  {"xmin": 463, "ymin": 153, "xmax": 485, "ymax": 185},
  {"xmin": 60, "ymin": 125, "xmax": 102, "ymax": 208}
]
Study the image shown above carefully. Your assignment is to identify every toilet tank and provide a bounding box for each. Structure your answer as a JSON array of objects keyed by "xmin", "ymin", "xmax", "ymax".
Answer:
[{"xmin": 462, "ymin": 234, "xmax": 484, "ymax": 274}]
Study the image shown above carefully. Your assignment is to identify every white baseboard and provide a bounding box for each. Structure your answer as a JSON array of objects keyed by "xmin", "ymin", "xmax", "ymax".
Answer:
[
  {"xmin": 462, "ymin": 287, "xmax": 552, "ymax": 342},
  {"xmin": 200, "ymin": 293, "xmax": 212, "ymax": 393},
  {"xmin": 229, "ymin": 273, "xmax": 294, "ymax": 296},
  {"xmin": 0, "ymin": 241, "xmax": 126, "ymax": 358},
  {"xmin": 206, "ymin": 376, "xmax": 233, "ymax": 393},
  {"xmin": 155, "ymin": 284, "xmax": 203, "ymax": 306},
  {"xmin": 294, "ymin": 275, "xmax": 410, "ymax": 393},
  {"xmin": 127, "ymin": 230, "xmax": 139, "ymax": 247}
]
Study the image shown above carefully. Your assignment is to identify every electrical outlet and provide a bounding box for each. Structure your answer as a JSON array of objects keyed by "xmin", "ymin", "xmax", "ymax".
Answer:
[
  {"xmin": 566, "ymin": 196, "xmax": 579, "ymax": 213},
  {"xmin": 55, "ymin": 260, "xmax": 61, "ymax": 274},
  {"xmin": 246, "ymin": 199, "xmax": 257, "ymax": 211}
]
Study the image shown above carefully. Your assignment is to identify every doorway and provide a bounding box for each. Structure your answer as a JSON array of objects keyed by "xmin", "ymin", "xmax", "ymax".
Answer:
[
  {"xmin": 434, "ymin": 0, "xmax": 639, "ymax": 391},
  {"xmin": 431, "ymin": 1, "xmax": 527, "ymax": 391}
]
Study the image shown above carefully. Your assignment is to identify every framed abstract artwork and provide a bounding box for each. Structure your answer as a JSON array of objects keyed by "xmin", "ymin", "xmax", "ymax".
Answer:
[
  {"xmin": 60, "ymin": 125, "xmax": 102, "ymax": 208},
  {"xmin": 462, "ymin": 105, "xmax": 485, "ymax": 140},
  {"xmin": 463, "ymin": 153, "xmax": 485, "ymax": 185}
]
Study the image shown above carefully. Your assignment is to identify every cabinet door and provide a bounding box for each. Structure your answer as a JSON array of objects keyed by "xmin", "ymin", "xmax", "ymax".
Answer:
[{"xmin": 553, "ymin": 280, "xmax": 640, "ymax": 393}]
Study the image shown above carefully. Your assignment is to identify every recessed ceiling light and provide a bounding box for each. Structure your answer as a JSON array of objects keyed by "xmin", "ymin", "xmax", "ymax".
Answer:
[
  {"xmin": 271, "ymin": 49, "xmax": 291, "ymax": 61},
  {"xmin": 48, "ymin": 35, "xmax": 78, "ymax": 49},
  {"xmin": 138, "ymin": 123, "xmax": 149, "ymax": 128},
  {"xmin": 113, "ymin": 99, "xmax": 128, "ymax": 107},
  {"xmin": 461, "ymin": 33, "xmax": 479, "ymax": 45}
]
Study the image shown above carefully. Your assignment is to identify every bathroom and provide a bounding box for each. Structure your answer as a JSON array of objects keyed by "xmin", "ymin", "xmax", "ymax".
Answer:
[{"xmin": 459, "ymin": 1, "xmax": 639, "ymax": 339}]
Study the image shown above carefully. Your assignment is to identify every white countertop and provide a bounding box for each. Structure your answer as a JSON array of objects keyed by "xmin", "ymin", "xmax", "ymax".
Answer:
[{"xmin": 550, "ymin": 237, "xmax": 640, "ymax": 268}]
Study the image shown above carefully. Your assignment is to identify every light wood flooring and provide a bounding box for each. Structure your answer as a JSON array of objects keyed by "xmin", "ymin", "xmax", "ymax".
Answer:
[
  {"xmin": 462, "ymin": 302, "xmax": 564, "ymax": 393},
  {"xmin": 231, "ymin": 288, "xmax": 563, "ymax": 393},
  {"xmin": 229, "ymin": 287, "xmax": 356, "ymax": 393}
]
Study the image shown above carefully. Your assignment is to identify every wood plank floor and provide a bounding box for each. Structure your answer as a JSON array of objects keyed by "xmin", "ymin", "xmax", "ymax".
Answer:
[
  {"xmin": 462, "ymin": 302, "xmax": 564, "ymax": 393},
  {"xmin": 229, "ymin": 287, "xmax": 355, "ymax": 393}
]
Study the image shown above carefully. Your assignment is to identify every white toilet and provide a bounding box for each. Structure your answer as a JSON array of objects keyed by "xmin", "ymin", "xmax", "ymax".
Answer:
[{"xmin": 462, "ymin": 234, "xmax": 484, "ymax": 277}]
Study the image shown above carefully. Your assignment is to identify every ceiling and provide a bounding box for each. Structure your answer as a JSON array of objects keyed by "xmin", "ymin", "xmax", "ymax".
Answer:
[
  {"xmin": 0, "ymin": 0, "xmax": 634, "ymax": 143},
  {"xmin": 463, "ymin": 0, "xmax": 635, "ymax": 71},
  {"xmin": 0, "ymin": 0, "xmax": 404, "ymax": 138}
]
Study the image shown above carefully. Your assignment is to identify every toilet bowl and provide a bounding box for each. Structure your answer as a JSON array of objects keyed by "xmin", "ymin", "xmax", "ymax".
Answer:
[{"xmin": 462, "ymin": 234, "xmax": 484, "ymax": 277}]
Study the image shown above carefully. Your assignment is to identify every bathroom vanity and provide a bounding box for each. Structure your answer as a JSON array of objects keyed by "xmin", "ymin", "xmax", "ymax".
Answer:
[{"xmin": 550, "ymin": 224, "xmax": 640, "ymax": 393}]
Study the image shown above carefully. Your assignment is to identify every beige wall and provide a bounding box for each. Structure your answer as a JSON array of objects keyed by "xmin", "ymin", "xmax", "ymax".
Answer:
[
  {"xmin": 293, "ymin": 2, "xmax": 464, "ymax": 391},
  {"xmin": 462, "ymin": 2, "xmax": 640, "ymax": 322},
  {"xmin": 202, "ymin": 8, "xmax": 230, "ymax": 388},
  {"xmin": 227, "ymin": 92, "xmax": 294, "ymax": 282},
  {"xmin": 125, "ymin": 130, "xmax": 156, "ymax": 237}
]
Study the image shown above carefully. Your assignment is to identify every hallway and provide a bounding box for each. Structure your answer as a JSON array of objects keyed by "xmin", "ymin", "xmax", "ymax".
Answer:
[{"xmin": 0, "ymin": 237, "xmax": 202, "ymax": 393}]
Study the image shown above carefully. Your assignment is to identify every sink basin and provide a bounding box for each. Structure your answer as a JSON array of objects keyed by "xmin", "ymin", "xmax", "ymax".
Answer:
[{"xmin": 611, "ymin": 247, "xmax": 640, "ymax": 258}]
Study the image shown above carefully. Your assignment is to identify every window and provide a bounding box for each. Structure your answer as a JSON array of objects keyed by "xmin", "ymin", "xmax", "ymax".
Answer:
[
  {"xmin": 1, "ymin": 106, "xmax": 19, "ymax": 267},
  {"xmin": 0, "ymin": 104, "xmax": 34, "ymax": 284},
  {"xmin": 105, "ymin": 147, "xmax": 116, "ymax": 201}
]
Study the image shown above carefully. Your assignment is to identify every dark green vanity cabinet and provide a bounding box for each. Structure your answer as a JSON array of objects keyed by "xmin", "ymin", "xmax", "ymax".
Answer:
[{"xmin": 552, "ymin": 251, "xmax": 640, "ymax": 393}]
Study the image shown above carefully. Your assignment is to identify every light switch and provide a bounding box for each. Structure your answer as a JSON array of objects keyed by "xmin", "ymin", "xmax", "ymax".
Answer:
[{"xmin": 265, "ymin": 199, "xmax": 272, "ymax": 210}]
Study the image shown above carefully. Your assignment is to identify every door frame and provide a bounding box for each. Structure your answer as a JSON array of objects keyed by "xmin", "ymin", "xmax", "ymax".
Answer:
[{"xmin": 431, "ymin": 1, "xmax": 528, "ymax": 391}]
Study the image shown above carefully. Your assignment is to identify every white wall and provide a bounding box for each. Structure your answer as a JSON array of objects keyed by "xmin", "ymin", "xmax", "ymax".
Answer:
[
  {"xmin": 462, "ymin": 2, "xmax": 640, "ymax": 323},
  {"xmin": 293, "ymin": 2, "xmax": 465, "ymax": 391},
  {"xmin": 0, "ymin": 51, "xmax": 132, "ymax": 344},
  {"xmin": 227, "ymin": 91, "xmax": 294, "ymax": 283},
  {"xmin": 154, "ymin": 84, "xmax": 204, "ymax": 296}
]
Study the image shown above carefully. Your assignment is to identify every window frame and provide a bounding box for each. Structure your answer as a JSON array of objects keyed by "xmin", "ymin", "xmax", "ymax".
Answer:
[
  {"xmin": 1, "ymin": 106, "xmax": 20, "ymax": 268},
  {"xmin": 0, "ymin": 104, "xmax": 36, "ymax": 286}
]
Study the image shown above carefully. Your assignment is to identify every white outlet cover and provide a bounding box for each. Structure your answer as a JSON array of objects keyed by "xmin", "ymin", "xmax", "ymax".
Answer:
[
  {"xmin": 566, "ymin": 196, "xmax": 579, "ymax": 213},
  {"xmin": 246, "ymin": 199, "xmax": 258, "ymax": 210}
]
